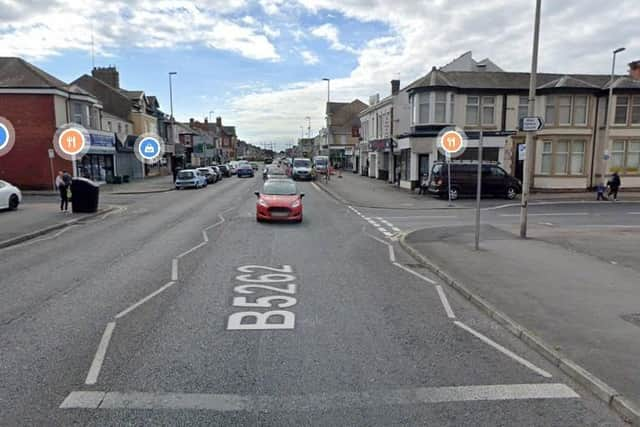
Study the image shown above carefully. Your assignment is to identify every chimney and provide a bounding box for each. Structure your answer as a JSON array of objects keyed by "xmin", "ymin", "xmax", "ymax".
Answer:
[
  {"xmin": 391, "ymin": 79, "xmax": 400, "ymax": 96},
  {"xmin": 629, "ymin": 60, "xmax": 640, "ymax": 80},
  {"xmin": 204, "ymin": 117, "xmax": 208, "ymax": 124},
  {"xmin": 216, "ymin": 116, "xmax": 222, "ymax": 127},
  {"xmin": 189, "ymin": 118, "xmax": 194, "ymax": 126},
  {"xmin": 92, "ymin": 66, "xmax": 120, "ymax": 88}
]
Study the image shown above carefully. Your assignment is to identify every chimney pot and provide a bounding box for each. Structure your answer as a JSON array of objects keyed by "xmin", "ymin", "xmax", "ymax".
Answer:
[{"xmin": 391, "ymin": 79, "xmax": 400, "ymax": 96}]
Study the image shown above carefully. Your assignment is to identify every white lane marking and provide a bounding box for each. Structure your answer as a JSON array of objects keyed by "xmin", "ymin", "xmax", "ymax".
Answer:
[
  {"xmin": 629, "ymin": 212, "xmax": 640, "ymax": 215},
  {"xmin": 610, "ymin": 261, "xmax": 618, "ymax": 265},
  {"xmin": 100, "ymin": 206, "xmax": 126, "ymax": 220},
  {"xmin": 363, "ymin": 217, "xmax": 371, "ymax": 221},
  {"xmin": 60, "ymin": 383, "xmax": 578, "ymax": 410},
  {"xmin": 392, "ymin": 262, "xmax": 437, "ymax": 284},
  {"xmin": 436, "ymin": 285, "xmax": 455, "ymax": 319},
  {"xmin": 171, "ymin": 258, "xmax": 178, "ymax": 281},
  {"xmin": 202, "ymin": 230, "xmax": 209, "ymax": 242},
  {"xmin": 0, "ymin": 225, "xmax": 77, "ymax": 251},
  {"xmin": 388, "ymin": 244, "xmax": 396, "ymax": 262},
  {"xmin": 85, "ymin": 322, "xmax": 116, "ymax": 385},
  {"xmin": 499, "ymin": 212, "xmax": 589, "ymax": 217},
  {"xmin": 382, "ymin": 215, "xmax": 458, "ymax": 220},
  {"xmin": 539, "ymin": 222, "xmax": 554, "ymax": 227},
  {"xmin": 115, "ymin": 281, "xmax": 176, "ymax": 320},
  {"xmin": 377, "ymin": 227, "xmax": 389, "ymax": 233},
  {"xmin": 454, "ymin": 321, "xmax": 552, "ymax": 378},
  {"xmin": 176, "ymin": 241, "xmax": 207, "ymax": 259}
]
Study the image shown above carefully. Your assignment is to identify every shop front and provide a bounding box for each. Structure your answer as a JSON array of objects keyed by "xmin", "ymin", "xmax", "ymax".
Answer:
[{"xmin": 77, "ymin": 131, "xmax": 116, "ymax": 183}]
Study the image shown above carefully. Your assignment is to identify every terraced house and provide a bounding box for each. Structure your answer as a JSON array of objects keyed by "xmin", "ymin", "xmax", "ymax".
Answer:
[{"xmin": 391, "ymin": 66, "xmax": 640, "ymax": 191}]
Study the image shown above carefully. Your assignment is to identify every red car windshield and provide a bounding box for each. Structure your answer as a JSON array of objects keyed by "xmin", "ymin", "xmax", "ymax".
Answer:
[{"xmin": 262, "ymin": 180, "xmax": 297, "ymax": 195}]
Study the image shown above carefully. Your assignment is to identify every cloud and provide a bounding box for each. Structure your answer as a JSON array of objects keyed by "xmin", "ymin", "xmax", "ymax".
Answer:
[
  {"xmin": 263, "ymin": 24, "xmax": 281, "ymax": 38},
  {"xmin": 300, "ymin": 50, "xmax": 320, "ymax": 65},
  {"xmin": 0, "ymin": 0, "xmax": 279, "ymax": 61},
  {"xmin": 259, "ymin": 0, "xmax": 285, "ymax": 15},
  {"xmin": 309, "ymin": 23, "xmax": 357, "ymax": 53}
]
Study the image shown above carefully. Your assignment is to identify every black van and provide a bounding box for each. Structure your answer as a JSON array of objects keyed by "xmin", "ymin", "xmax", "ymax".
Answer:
[{"xmin": 427, "ymin": 162, "xmax": 521, "ymax": 200}]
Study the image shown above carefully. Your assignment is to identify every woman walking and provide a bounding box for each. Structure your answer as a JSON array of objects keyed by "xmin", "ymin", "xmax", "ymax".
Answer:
[{"xmin": 55, "ymin": 171, "xmax": 69, "ymax": 212}]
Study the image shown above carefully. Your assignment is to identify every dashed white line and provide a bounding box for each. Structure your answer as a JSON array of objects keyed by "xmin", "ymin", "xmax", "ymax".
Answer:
[
  {"xmin": 115, "ymin": 281, "xmax": 176, "ymax": 320},
  {"xmin": 388, "ymin": 245, "xmax": 396, "ymax": 263},
  {"xmin": 85, "ymin": 322, "xmax": 116, "ymax": 385},
  {"xmin": 499, "ymin": 213, "xmax": 589, "ymax": 217},
  {"xmin": 454, "ymin": 321, "xmax": 552, "ymax": 378},
  {"xmin": 392, "ymin": 262, "xmax": 437, "ymax": 284},
  {"xmin": 176, "ymin": 241, "xmax": 208, "ymax": 259},
  {"xmin": 436, "ymin": 285, "xmax": 456, "ymax": 319},
  {"xmin": 171, "ymin": 258, "xmax": 178, "ymax": 281}
]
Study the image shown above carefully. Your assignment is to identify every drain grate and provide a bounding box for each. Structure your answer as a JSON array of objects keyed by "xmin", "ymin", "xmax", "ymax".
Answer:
[{"xmin": 621, "ymin": 313, "xmax": 640, "ymax": 328}]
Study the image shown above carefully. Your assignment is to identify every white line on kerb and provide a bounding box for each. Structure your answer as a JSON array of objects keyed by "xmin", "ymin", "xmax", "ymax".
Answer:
[
  {"xmin": 115, "ymin": 281, "xmax": 176, "ymax": 320},
  {"xmin": 171, "ymin": 259, "xmax": 178, "ymax": 281},
  {"xmin": 454, "ymin": 321, "xmax": 552, "ymax": 378},
  {"xmin": 392, "ymin": 262, "xmax": 437, "ymax": 284},
  {"xmin": 388, "ymin": 245, "xmax": 396, "ymax": 262},
  {"xmin": 60, "ymin": 383, "xmax": 578, "ymax": 410},
  {"xmin": 436, "ymin": 285, "xmax": 455, "ymax": 319},
  {"xmin": 85, "ymin": 322, "xmax": 116, "ymax": 385}
]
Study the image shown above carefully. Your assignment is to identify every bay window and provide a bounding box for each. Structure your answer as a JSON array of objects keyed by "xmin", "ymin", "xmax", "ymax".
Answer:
[
  {"xmin": 611, "ymin": 140, "xmax": 640, "ymax": 172},
  {"xmin": 413, "ymin": 92, "xmax": 454, "ymax": 124},
  {"xmin": 418, "ymin": 93, "xmax": 430, "ymax": 124},
  {"xmin": 614, "ymin": 96, "xmax": 629, "ymax": 124},
  {"xmin": 518, "ymin": 96, "xmax": 528, "ymax": 122},
  {"xmin": 481, "ymin": 96, "xmax": 495, "ymax": 125},
  {"xmin": 558, "ymin": 96, "xmax": 572, "ymax": 125},
  {"xmin": 545, "ymin": 96, "xmax": 556, "ymax": 125},
  {"xmin": 465, "ymin": 96, "xmax": 479, "ymax": 125},
  {"xmin": 633, "ymin": 96, "xmax": 640, "ymax": 125},
  {"xmin": 540, "ymin": 139, "xmax": 586, "ymax": 175},
  {"xmin": 434, "ymin": 92, "xmax": 447, "ymax": 123},
  {"xmin": 573, "ymin": 95, "xmax": 588, "ymax": 125}
]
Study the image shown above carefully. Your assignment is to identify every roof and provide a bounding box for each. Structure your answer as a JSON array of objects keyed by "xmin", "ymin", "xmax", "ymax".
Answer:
[
  {"xmin": 405, "ymin": 69, "xmax": 630, "ymax": 92},
  {"xmin": 222, "ymin": 126, "xmax": 236, "ymax": 136},
  {"xmin": 440, "ymin": 51, "xmax": 504, "ymax": 73},
  {"xmin": 72, "ymin": 74, "xmax": 131, "ymax": 119},
  {"xmin": 0, "ymin": 57, "xmax": 68, "ymax": 89},
  {"xmin": 327, "ymin": 99, "xmax": 368, "ymax": 128}
]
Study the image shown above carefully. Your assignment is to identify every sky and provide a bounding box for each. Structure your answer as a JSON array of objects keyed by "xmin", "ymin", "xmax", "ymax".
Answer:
[{"xmin": 1, "ymin": 0, "xmax": 639, "ymax": 150}]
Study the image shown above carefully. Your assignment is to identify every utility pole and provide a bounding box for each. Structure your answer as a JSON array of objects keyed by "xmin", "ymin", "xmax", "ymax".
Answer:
[
  {"xmin": 305, "ymin": 116, "xmax": 311, "ymax": 138},
  {"xmin": 519, "ymin": 0, "xmax": 542, "ymax": 239},
  {"xmin": 475, "ymin": 122, "xmax": 484, "ymax": 250},
  {"xmin": 168, "ymin": 72, "xmax": 177, "ymax": 120},
  {"xmin": 602, "ymin": 47, "xmax": 626, "ymax": 179},
  {"xmin": 322, "ymin": 78, "xmax": 331, "ymax": 156}
]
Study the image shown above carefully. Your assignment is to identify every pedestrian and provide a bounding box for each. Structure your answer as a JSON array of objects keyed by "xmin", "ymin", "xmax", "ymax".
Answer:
[
  {"xmin": 55, "ymin": 171, "xmax": 69, "ymax": 212},
  {"xmin": 607, "ymin": 171, "xmax": 621, "ymax": 201},
  {"xmin": 596, "ymin": 181, "xmax": 607, "ymax": 201},
  {"xmin": 396, "ymin": 168, "xmax": 401, "ymax": 187}
]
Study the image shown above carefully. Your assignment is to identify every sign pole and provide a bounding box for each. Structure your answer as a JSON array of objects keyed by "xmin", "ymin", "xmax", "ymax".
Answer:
[
  {"xmin": 49, "ymin": 154, "xmax": 55, "ymax": 192},
  {"xmin": 447, "ymin": 155, "xmax": 452, "ymax": 207},
  {"xmin": 519, "ymin": 0, "xmax": 542, "ymax": 238},
  {"xmin": 475, "ymin": 126, "xmax": 483, "ymax": 250}
]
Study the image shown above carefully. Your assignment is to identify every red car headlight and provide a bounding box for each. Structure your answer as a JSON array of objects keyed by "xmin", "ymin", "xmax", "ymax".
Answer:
[
  {"xmin": 258, "ymin": 199, "xmax": 269, "ymax": 208},
  {"xmin": 291, "ymin": 199, "xmax": 301, "ymax": 208}
]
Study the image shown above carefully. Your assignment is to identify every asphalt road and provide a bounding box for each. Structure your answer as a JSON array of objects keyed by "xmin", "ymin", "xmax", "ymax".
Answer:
[{"xmin": 0, "ymin": 175, "xmax": 625, "ymax": 426}]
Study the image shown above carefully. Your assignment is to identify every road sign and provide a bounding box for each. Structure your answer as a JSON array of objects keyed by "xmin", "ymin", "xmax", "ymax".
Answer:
[
  {"xmin": 439, "ymin": 130, "xmax": 466, "ymax": 158},
  {"xmin": 58, "ymin": 128, "xmax": 86, "ymax": 156},
  {"xmin": 48, "ymin": 148, "xmax": 55, "ymax": 159},
  {"xmin": 520, "ymin": 116, "xmax": 544, "ymax": 132}
]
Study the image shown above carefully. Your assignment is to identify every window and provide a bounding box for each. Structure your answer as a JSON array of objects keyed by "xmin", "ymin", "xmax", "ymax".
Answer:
[
  {"xmin": 481, "ymin": 96, "xmax": 495, "ymax": 125},
  {"xmin": 518, "ymin": 96, "xmax": 528, "ymax": 122},
  {"xmin": 558, "ymin": 96, "xmax": 572, "ymax": 125},
  {"xmin": 434, "ymin": 92, "xmax": 447, "ymax": 123},
  {"xmin": 107, "ymin": 121, "xmax": 112, "ymax": 131},
  {"xmin": 541, "ymin": 139, "xmax": 586, "ymax": 175},
  {"xmin": 449, "ymin": 94, "xmax": 455, "ymax": 123},
  {"xmin": 573, "ymin": 96, "xmax": 588, "ymax": 125},
  {"xmin": 117, "ymin": 123, "xmax": 122, "ymax": 134},
  {"xmin": 400, "ymin": 149, "xmax": 411, "ymax": 181},
  {"xmin": 614, "ymin": 96, "xmax": 629, "ymax": 124},
  {"xmin": 72, "ymin": 103, "xmax": 83, "ymax": 125},
  {"xmin": 419, "ymin": 93, "xmax": 430, "ymax": 124},
  {"xmin": 545, "ymin": 96, "xmax": 556, "ymax": 125},
  {"xmin": 632, "ymin": 96, "xmax": 640, "ymax": 125},
  {"xmin": 466, "ymin": 96, "xmax": 479, "ymax": 125},
  {"xmin": 611, "ymin": 140, "xmax": 640, "ymax": 172}
]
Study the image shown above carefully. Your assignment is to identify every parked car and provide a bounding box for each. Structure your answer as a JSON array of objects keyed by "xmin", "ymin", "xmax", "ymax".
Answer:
[
  {"xmin": 211, "ymin": 166, "xmax": 223, "ymax": 181},
  {"xmin": 175, "ymin": 169, "xmax": 207, "ymax": 189},
  {"xmin": 264, "ymin": 158, "xmax": 273, "ymax": 165},
  {"xmin": 313, "ymin": 156, "xmax": 329, "ymax": 178},
  {"xmin": 197, "ymin": 167, "xmax": 216, "ymax": 184},
  {"xmin": 263, "ymin": 165, "xmax": 287, "ymax": 180},
  {"xmin": 218, "ymin": 164, "xmax": 231, "ymax": 177},
  {"xmin": 0, "ymin": 180, "xmax": 22, "ymax": 210},
  {"xmin": 255, "ymin": 179, "xmax": 304, "ymax": 223},
  {"xmin": 427, "ymin": 162, "xmax": 521, "ymax": 200},
  {"xmin": 227, "ymin": 163, "xmax": 237, "ymax": 175},
  {"xmin": 291, "ymin": 158, "xmax": 314, "ymax": 181},
  {"xmin": 237, "ymin": 163, "xmax": 255, "ymax": 178}
]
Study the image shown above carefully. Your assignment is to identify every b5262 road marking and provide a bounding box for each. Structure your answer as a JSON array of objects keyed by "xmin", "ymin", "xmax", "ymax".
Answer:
[{"xmin": 227, "ymin": 264, "xmax": 298, "ymax": 330}]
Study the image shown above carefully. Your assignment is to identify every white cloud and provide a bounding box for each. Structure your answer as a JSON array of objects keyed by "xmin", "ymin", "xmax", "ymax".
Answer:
[
  {"xmin": 310, "ymin": 23, "xmax": 357, "ymax": 54},
  {"xmin": 263, "ymin": 24, "xmax": 281, "ymax": 38},
  {"xmin": 241, "ymin": 16, "xmax": 256, "ymax": 25},
  {"xmin": 259, "ymin": 0, "xmax": 285, "ymax": 15},
  {"xmin": 0, "ymin": 0, "xmax": 279, "ymax": 61},
  {"xmin": 301, "ymin": 50, "xmax": 320, "ymax": 65}
]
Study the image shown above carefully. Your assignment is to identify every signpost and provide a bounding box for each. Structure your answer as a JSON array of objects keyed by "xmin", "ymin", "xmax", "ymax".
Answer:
[
  {"xmin": 519, "ymin": 116, "xmax": 544, "ymax": 132},
  {"xmin": 437, "ymin": 129, "xmax": 466, "ymax": 207},
  {"xmin": 48, "ymin": 149, "xmax": 55, "ymax": 191}
]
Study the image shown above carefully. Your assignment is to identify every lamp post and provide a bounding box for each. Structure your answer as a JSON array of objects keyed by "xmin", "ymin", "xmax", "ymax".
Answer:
[
  {"xmin": 518, "ymin": 0, "xmax": 542, "ymax": 239},
  {"xmin": 602, "ymin": 47, "xmax": 626, "ymax": 179},
  {"xmin": 168, "ymin": 72, "xmax": 177, "ymax": 120},
  {"xmin": 209, "ymin": 110, "xmax": 215, "ymax": 122},
  {"xmin": 322, "ymin": 78, "xmax": 330, "ymax": 156}
]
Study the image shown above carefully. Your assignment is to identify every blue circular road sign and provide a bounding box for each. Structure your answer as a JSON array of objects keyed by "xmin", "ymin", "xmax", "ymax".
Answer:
[{"xmin": 0, "ymin": 123, "xmax": 8, "ymax": 149}]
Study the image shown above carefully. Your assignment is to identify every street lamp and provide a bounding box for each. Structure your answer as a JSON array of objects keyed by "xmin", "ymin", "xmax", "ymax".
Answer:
[
  {"xmin": 602, "ymin": 47, "xmax": 626, "ymax": 180},
  {"xmin": 209, "ymin": 110, "xmax": 215, "ymax": 122},
  {"xmin": 168, "ymin": 72, "xmax": 177, "ymax": 120},
  {"xmin": 322, "ymin": 78, "xmax": 330, "ymax": 157}
]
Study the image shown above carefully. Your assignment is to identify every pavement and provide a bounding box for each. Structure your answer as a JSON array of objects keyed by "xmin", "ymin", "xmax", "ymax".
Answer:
[
  {"xmin": 317, "ymin": 171, "xmax": 640, "ymax": 209},
  {"xmin": 22, "ymin": 174, "xmax": 175, "ymax": 197},
  {"xmin": 0, "ymin": 173, "xmax": 627, "ymax": 425},
  {"xmin": 401, "ymin": 224, "xmax": 640, "ymax": 423}
]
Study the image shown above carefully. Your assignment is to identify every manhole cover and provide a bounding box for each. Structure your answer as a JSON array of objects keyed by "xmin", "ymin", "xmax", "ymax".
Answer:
[{"xmin": 621, "ymin": 313, "xmax": 640, "ymax": 327}]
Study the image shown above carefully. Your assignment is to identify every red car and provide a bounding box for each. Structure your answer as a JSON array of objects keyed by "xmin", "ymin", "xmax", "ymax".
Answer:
[{"xmin": 255, "ymin": 179, "xmax": 304, "ymax": 223}]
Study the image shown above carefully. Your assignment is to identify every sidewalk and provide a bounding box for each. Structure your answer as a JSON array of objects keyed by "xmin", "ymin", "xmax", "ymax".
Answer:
[
  {"xmin": 22, "ymin": 175, "xmax": 174, "ymax": 197},
  {"xmin": 0, "ymin": 199, "xmax": 113, "ymax": 247},
  {"xmin": 401, "ymin": 224, "xmax": 640, "ymax": 423},
  {"xmin": 318, "ymin": 171, "xmax": 640, "ymax": 209}
]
